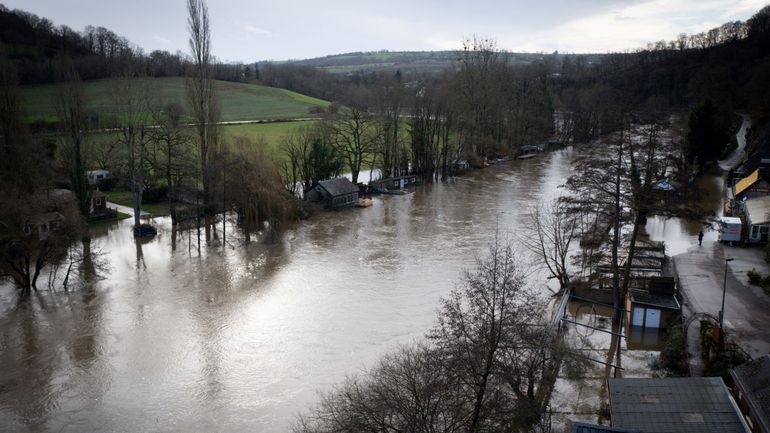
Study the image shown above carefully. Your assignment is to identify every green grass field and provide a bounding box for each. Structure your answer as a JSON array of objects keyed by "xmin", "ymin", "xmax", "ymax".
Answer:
[
  {"xmin": 105, "ymin": 191, "xmax": 170, "ymax": 216},
  {"xmin": 21, "ymin": 77, "xmax": 330, "ymax": 123},
  {"xmin": 222, "ymin": 121, "xmax": 317, "ymax": 160}
]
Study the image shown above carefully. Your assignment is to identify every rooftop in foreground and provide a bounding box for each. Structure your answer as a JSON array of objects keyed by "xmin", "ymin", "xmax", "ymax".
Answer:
[{"xmin": 608, "ymin": 377, "xmax": 747, "ymax": 433}]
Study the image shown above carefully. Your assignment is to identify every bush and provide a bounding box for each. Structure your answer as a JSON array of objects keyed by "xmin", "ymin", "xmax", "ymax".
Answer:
[
  {"xmin": 658, "ymin": 322, "xmax": 688, "ymax": 376},
  {"xmin": 142, "ymin": 185, "xmax": 168, "ymax": 204},
  {"xmin": 700, "ymin": 320, "xmax": 716, "ymax": 361},
  {"xmin": 704, "ymin": 347, "xmax": 749, "ymax": 381},
  {"xmin": 748, "ymin": 268, "xmax": 762, "ymax": 285}
]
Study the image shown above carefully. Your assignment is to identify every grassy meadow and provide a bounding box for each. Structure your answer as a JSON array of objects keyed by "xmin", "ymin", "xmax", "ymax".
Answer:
[{"xmin": 22, "ymin": 77, "xmax": 330, "ymax": 123}]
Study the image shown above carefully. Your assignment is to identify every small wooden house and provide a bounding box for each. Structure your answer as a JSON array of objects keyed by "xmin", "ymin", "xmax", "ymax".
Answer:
[
  {"xmin": 88, "ymin": 190, "xmax": 116, "ymax": 220},
  {"xmin": 371, "ymin": 175, "xmax": 418, "ymax": 192},
  {"xmin": 305, "ymin": 178, "xmax": 359, "ymax": 209},
  {"xmin": 625, "ymin": 277, "xmax": 680, "ymax": 329}
]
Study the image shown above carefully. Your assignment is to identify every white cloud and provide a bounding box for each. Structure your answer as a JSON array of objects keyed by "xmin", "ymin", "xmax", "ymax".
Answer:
[
  {"xmin": 152, "ymin": 35, "xmax": 171, "ymax": 45},
  {"xmin": 243, "ymin": 24, "xmax": 274, "ymax": 36},
  {"xmin": 510, "ymin": 0, "xmax": 769, "ymax": 53}
]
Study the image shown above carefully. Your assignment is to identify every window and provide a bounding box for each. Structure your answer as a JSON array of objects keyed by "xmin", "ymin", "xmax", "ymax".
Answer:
[
  {"xmin": 40, "ymin": 223, "xmax": 48, "ymax": 233},
  {"xmin": 95, "ymin": 197, "xmax": 103, "ymax": 206},
  {"xmin": 752, "ymin": 226, "xmax": 760, "ymax": 238},
  {"xmin": 23, "ymin": 224, "xmax": 32, "ymax": 235}
]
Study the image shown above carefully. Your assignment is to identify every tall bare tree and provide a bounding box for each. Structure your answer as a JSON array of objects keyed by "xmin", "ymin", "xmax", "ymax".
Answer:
[
  {"xmin": 519, "ymin": 199, "xmax": 580, "ymax": 291},
  {"xmin": 185, "ymin": 0, "xmax": 219, "ymax": 216},
  {"xmin": 55, "ymin": 56, "xmax": 90, "ymax": 219},
  {"xmin": 150, "ymin": 102, "xmax": 192, "ymax": 224},
  {"xmin": 114, "ymin": 73, "xmax": 156, "ymax": 231}
]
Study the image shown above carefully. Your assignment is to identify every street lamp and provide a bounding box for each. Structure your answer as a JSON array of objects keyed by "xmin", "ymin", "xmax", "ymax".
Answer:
[{"xmin": 719, "ymin": 258, "xmax": 734, "ymax": 339}]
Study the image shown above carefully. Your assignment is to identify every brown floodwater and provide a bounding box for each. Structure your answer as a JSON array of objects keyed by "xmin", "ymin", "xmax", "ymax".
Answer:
[
  {"xmin": 0, "ymin": 145, "xmax": 722, "ymax": 433},
  {"xmin": 0, "ymin": 149, "xmax": 576, "ymax": 433}
]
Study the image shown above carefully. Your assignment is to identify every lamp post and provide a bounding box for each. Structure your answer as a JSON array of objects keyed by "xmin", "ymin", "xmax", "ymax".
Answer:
[{"xmin": 719, "ymin": 258, "xmax": 734, "ymax": 340}]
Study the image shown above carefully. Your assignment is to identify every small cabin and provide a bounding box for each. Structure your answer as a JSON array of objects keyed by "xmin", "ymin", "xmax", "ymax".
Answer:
[
  {"xmin": 625, "ymin": 277, "xmax": 680, "ymax": 329},
  {"xmin": 88, "ymin": 190, "xmax": 117, "ymax": 220},
  {"xmin": 91, "ymin": 190, "xmax": 107, "ymax": 214},
  {"xmin": 305, "ymin": 178, "xmax": 359, "ymax": 209},
  {"xmin": 371, "ymin": 175, "xmax": 418, "ymax": 192},
  {"xmin": 24, "ymin": 212, "xmax": 64, "ymax": 241}
]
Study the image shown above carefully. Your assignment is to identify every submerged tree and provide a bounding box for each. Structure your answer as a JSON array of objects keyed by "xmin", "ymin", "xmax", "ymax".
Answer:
[{"xmin": 114, "ymin": 72, "xmax": 156, "ymax": 231}]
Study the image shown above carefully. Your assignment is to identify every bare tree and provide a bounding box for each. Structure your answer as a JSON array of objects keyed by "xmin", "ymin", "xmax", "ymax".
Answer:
[
  {"xmin": 519, "ymin": 199, "xmax": 579, "ymax": 291},
  {"xmin": 330, "ymin": 107, "xmax": 377, "ymax": 184},
  {"xmin": 185, "ymin": 0, "xmax": 220, "ymax": 216},
  {"xmin": 55, "ymin": 56, "xmax": 90, "ymax": 219},
  {"xmin": 150, "ymin": 102, "xmax": 193, "ymax": 224},
  {"xmin": 113, "ymin": 73, "xmax": 156, "ymax": 232},
  {"xmin": 295, "ymin": 239, "xmax": 553, "ymax": 433}
]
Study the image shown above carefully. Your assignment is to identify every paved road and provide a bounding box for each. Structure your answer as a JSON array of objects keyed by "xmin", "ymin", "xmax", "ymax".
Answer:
[
  {"xmin": 107, "ymin": 201, "xmax": 151, "ymax": 218},
  {"xmin": 718, "ymin": 115, "xmax": 751, "ymax": 171},
  {"xmin": 675, "ymin": 240, "xmax": 770, "ymax": 359}
]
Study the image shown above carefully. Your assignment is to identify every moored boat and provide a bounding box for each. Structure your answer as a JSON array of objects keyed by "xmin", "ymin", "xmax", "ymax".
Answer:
[{"xmin": 356, "ymin": 198, "xmax": 373, "ymax": 207}]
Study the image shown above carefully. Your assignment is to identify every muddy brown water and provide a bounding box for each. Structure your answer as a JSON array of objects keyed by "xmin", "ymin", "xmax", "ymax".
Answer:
[{"xmin": 0, "ymin": 146, "xmax": 720, "ymax": 433}]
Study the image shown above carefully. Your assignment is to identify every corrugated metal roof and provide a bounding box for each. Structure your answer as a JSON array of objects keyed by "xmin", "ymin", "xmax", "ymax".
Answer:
[
  {"xmin": 571, "ymin": 422, "xmax": 641, "ymax": 433},
  {"xmin": 608, "ymin": 378, "xmax": 747, "ymax": 433},
  {"xmin": 735, "ymin": 169, "xmax": 760, "ymax": 196},
  {"xmin": 744, "ymin": 196, "xmax": 770, "ymax": 226}
]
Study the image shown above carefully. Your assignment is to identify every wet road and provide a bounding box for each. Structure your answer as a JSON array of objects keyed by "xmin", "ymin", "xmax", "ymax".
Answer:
[{"xmin": 1, "ymin": 150, "xmax": 576, "ymax": 433}]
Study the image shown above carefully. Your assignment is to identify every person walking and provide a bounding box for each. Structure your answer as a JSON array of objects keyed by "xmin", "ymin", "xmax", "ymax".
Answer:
[{"xmin": 698, "ymin": 230, "xmax": 704, "ymax": 246}]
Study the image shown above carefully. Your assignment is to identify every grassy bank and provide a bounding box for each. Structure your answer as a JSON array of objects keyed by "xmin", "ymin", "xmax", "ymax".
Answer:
[
  {"xmin": 105, "ymin": 191, "xmax": 170, "ymax": 216},
  {"xmin": 22, "ymin": 77, "xmax": 330, "ymax": 123}
]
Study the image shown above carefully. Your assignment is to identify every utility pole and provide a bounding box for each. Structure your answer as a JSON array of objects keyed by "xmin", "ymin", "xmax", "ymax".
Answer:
[{"xmin": 719, "ymin": 257, "xmax": 734, "ymax": 342}]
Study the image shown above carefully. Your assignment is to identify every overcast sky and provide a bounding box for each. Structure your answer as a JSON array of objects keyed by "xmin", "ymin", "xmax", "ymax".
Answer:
[{"xmin": 4, "ymin": 0, "xmax": 768, "ymax": 62}]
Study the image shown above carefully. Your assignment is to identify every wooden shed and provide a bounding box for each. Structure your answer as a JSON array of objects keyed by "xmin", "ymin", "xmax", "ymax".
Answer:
[{"xmin": 305, "ymin": 178, "xmax": 359, "ymax": 209}]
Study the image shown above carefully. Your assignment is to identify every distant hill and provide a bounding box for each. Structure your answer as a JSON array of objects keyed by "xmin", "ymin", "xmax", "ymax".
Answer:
[
  {"xmin": 279, "ymin": 50, "xmax": 607, "ymax": 74},
  {"xmin": 21, "ymin": 77, "xmax": 330, "ymax": 124}
]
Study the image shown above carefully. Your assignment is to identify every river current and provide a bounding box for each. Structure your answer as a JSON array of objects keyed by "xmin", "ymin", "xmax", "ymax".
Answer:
[{"xmin": 0, "ymin": 146, "xmax": 712, "ymax": 433}]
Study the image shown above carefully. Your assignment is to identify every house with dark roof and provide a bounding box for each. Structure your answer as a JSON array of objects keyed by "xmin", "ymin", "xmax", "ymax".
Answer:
[
  {"xmin": 730, "ymin": 355, "xmax": 770, "ymax": 433},
  {"xmin": 732, "ymin": 150, "xmax": 770, "ymax": 187},
  {"xmin": 608, "ymin": 377, "xmax": 748, "ymax": 433},
  {"xmin": 305, "ymin": 178, "xmax": 359, "ymax": 209}
]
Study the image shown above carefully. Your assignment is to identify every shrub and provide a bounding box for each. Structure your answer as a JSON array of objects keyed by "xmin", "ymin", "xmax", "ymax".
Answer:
[
  {"xmin": 747, "ymin": 268, "xmax": 762, "ymax": 285},
  {"xmin": 658, "ymin": 322, "xmax": 688, "ymax": 376},
  {"xmin": 700, "ymin": 320, "xmax": 716, "ymax": 361}
]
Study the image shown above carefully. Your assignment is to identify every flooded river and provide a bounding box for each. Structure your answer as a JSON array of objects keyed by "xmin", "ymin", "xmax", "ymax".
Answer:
[{"xmin": 0, "ymin": 146, "xmax": 718, "ymax": 433}]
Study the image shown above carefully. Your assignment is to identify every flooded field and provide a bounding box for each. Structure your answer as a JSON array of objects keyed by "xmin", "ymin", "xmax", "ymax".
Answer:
[
  {"xmin": 1, "ymin": 150, "xmax": 576, "ymax": 433},
  {"xmin": 0, "ymin": 144, "xmax": 725, "ymax": 433}
]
